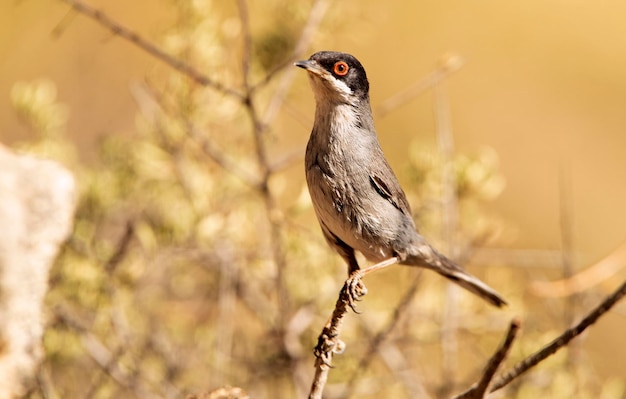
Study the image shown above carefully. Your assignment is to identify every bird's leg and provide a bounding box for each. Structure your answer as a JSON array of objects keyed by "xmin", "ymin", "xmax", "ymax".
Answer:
[
  {"xmin": 344, "ymin": 256, "xmax": 399, "ymax": 312},
  {"xmin": 344, "ymin": 253, "xmax": 367, "ymax": 310}
]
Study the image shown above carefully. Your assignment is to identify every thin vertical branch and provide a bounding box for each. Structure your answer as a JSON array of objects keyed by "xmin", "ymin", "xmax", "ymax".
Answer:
[
  {"xmin": 259, "ymin": 0, "xmax": 331, "ymax": 127},
  {"xmin": 433, "ymin": 62, "xmax": 460, "ymax": 395},
  {"xmin": 212, "ymin": 245, "xmax": 238, "ymax": 388},
  {"xmin": 559, "ymin": 160, "xmax": 576, "ymax": 324},
  {"xmin": 558, "ymin": 160, "xmax": 584, "ymax": 385},
  {"xmin": 235, "ymin": 0, "xmax": 333, "ymax": 344},
  {"xmin": 237, "ymin": 0, "xmax": 252, "ymax": 90},
  {"xmin": 55, "ymin": 306, "xmax": 162, "ymax": 399},
  {"xmin": 235, "ymin": 0, "xmax": 291, "ymax": 337},
  {"xmin": 36, "ymin": 366, "xmax": 59, "ymax": 399}
]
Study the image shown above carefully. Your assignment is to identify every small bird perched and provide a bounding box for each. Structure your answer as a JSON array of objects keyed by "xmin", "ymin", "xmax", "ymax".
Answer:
[{"xmin": 295, "ymin": 51, "xmax": 506, "ymax": 308}]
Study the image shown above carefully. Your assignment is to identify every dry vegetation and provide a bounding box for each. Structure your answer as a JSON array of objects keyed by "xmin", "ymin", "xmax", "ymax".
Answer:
[{"xmin": 9, "ymin": 1, "xmax": 626, "ymax": 398}]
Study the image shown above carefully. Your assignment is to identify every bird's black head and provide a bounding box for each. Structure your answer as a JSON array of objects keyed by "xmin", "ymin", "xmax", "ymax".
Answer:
[{"xmin": 295, "ymin": 51, "xmax": 370, "ymax": 103}]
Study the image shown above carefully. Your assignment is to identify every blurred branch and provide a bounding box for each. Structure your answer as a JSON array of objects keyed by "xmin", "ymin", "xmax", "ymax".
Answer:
[
  {"xmin": 186, "ymin": 121, "xmax": 263, "ymax": 189},
  {"xmin": 212, "ymin": 246, "xmax": 239, "ymax": 387},
  {"xmin": 35, "ymin": 366, "xmax": 59, "ymax": 399},
  {"xmin": 237, "ymin": 0, "xmax": 252, "ymax": 90},
  {"xmin": 376, "ymin": 54, "xmax": 464, "ymax": 117},
  {"xmin": 471, "ymin": 248, "xmax": 563, "ymax": 269},
  {"xmin": 251, "ymin": 0, "xmax": 332, "ymax": 175},
  {"xmin": 558, "ymin": 161, "xmax": 583, "ymax": 381},
  {"xmin": 531, "ymin": 242, "xmax": 626, "ymax": 298},
  {"xmin": 558, "ymin": 160, "xmax": 576, "ymax": 314},
  {"xmin": 453, "ymin": 319, "xmax": 521, "ymax": 399},
  {"xmin": 490, "ymin": 279, "xmax": 626, "ymax": 393},
  {"xmin": 104, "ymin": 219, "xmax": 134, "ymax": 274},
  {"xmin": 55, "ymin": 306, "xmax": 162, "ymax": 399},
  {"xmin": 454, "ymin": 279, "xmax": 626, "ymax": 397},
  {"xmin": 234, "ymin": 0, "xmax": 319, "ymax": 359},
  {"xmin": 433, "ymin": 58, "xmax": 461, "ymax": 396},
  {"xmin": 58, "ymin": 0, "xmax": 244, "ymax": 99},
  {"xmin": 257, "ymin": 0, "xmax": 331, "ymax": 127},
  {"xmin": 130, "ymin": 81, "xmax": 264, "ymax": 189},
  {"xmin": 250, "ymin": 0, "xmax": 331, "ymax": 92}
]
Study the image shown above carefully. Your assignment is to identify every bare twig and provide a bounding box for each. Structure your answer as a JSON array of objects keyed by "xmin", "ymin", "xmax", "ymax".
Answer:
[
  {"xmin": 58, "ymin": 0, "xmax": 243, "ymax": 99},
  {"xmin": 453, "ymin": 319, "xmax": 521, "ymax": 399},
  {"xmin": 251, "ymin": 0, "xmax": 330, "ymax": 94},
  {"xmin": 36, "ymin": 366, "xmax": 59, "ymax": 399},
  {"xmin": 258, "ymin": 0, "xmax": 332, "ymax": 127},
  {"xmin": 212, "ymin": 245, "xmax": 239, "ymax": 388},
  {"xmin": 231, "ymin": 1, "xmax": 331, "ymax": 355},
  {"xmin": 235, "ymin": 0, "xmax": 290, "ymax": 359},
  {"xmin": 558, "ymin": 161, "xmax": 583, "ymax": 382},
  {"xmin": 104, "ymin": 219, "xmax": 134, "ymax": 274},
  {"xmin": 558, "ymin": 161, "xmax": 576, "ymax": 322},
  {"xmin": 130, "ymin": 80, "xmax": 263, "ymax": 188},
  {"xmin": 490, "ymin": 279, "xmax": 626, "ymax": 392},
  {"xmin": 309, "ymin": 257, "xmax": 399, "ymax": 399},
  {"xmin": 237, "ymin": 0, "xmax": 252, "ymax": 90},
  {"xmin": 185, "ymin": 117, "xmax": 263, "ymax": 190},
  {"xmin": 530, "ymin": 243, "xmax": 626, "ymax": 297},
  {"xmin": 55, "ymin": 306, "xmax": 161, "ymax": 399},
  {"xmin": 434, "ymin": 58, "xmax": 461, "ymax": 396},
  {"xmin": 471, "ymin": 248, "xmax": 562, "ymax": 269},
  {"xmin": 376, "ymin": 54, "xmax": 464, "ymax": 117}
]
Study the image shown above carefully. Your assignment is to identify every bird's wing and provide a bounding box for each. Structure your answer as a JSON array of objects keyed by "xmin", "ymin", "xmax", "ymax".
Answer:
[{"xmin": 368, "ymin": 161, "xmax": 412, "ymax": 216}]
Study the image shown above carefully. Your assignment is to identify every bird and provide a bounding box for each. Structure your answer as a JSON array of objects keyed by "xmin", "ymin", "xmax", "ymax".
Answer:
[{"xmin": 295, "ymin": 51, "xmax": 507, "ymax": 308}]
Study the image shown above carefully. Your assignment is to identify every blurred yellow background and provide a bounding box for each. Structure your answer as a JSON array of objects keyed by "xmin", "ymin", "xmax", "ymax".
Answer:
[
  {"xmin": 4, "ymin": 1, "xmax": 626, "ymax": 254},
  {"xmin": 2, "ymin": 0, "xmax": 626, "ymax": 397}
]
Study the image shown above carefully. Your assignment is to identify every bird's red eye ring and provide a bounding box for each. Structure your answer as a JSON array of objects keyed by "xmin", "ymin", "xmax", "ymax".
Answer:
[{"xmin": 333, "ymin": 61, "xmax": 349, "ymax": 76}]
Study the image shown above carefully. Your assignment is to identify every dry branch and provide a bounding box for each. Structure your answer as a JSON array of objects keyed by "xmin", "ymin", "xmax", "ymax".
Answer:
[
  {"xmin": 531, "ymin": 242, "xmax": 626, "ymax": 298},
  {"xmin": 490, "ymin": 279, "xmax": 626, "ymax": 393},
  {"xmin": 376, "ymin": 54, "xmax": 464, "ymax": 117},
  {"xmin": 309, "ymin": 258, "xmax": 399, "ymax": 399},
  {"xmin": 453, "ymin": 319, "xmax": 521, "ymax": 399},
  {"xmin": 59, "ymin": 0, "xmax": 243, "ymax": 99}
]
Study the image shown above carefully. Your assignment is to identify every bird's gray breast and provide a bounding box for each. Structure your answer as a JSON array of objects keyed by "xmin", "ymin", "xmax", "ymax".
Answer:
[{"xmin": 305, "ymin": 103, "xmax": 400, "ymax": 262}]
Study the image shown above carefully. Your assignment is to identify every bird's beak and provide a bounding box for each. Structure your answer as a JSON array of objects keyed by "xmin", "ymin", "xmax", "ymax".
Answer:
[{"xmin": 294, "ymin": 59, "xmax": 325, "ymax": 77}]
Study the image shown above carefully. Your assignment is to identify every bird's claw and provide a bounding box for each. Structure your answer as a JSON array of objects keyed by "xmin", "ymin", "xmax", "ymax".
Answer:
[{"xmin": 343, "ymin": 272, "xmax": 368, "ymax": 313}]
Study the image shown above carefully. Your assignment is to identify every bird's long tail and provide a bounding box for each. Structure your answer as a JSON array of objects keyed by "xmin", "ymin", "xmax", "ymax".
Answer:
[{"xmin": 404, "ymin": 245, "xmax": 507, "ymax": 308}]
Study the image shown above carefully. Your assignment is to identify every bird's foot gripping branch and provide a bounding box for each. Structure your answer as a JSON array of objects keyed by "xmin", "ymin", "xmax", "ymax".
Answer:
[{"xmin": 344, "ymin": 271, "xmax": 368, "ymax": 313}]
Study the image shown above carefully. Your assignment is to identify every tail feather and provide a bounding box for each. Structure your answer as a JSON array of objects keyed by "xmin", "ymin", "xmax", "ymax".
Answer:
[
  {"xmin": 439, "ymin": 266, "xmax": 507, "ymax": 307},
  {"xmin": 404, "ymin": 245, "xmax": 507, "ymax": 308}
]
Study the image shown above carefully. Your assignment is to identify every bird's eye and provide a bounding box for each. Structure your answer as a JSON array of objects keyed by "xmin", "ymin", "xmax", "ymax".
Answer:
[{"xmin": 333, "ymin": 61, "xmax": 349, "ymax": 76}]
